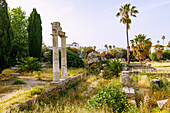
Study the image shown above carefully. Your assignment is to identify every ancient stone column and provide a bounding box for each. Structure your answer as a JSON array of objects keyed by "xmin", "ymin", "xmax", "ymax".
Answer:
[
  {"xmin": 60, "ymin": 36, "xmax": 67, "ymax": 79},
  {"xmin": 51, "ymin": 22, "xmax": 60, "ymax": 83}
]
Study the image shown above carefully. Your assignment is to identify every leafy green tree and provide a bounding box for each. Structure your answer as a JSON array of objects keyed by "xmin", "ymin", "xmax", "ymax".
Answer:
[
  {"xmin": 167, "ymin": 41, "xmax": 170, "ymax": 47},
  {"xmin": 8, "ymin": 7, "xmax": 28, "ymax": 66},
  {"xmin": 130, "ymin": 34, "xmax": 152, "ymax": 63},
  {"xmin": 157, "ymin": 40, "xmax": 160, "ymax": 44},
  {"xmin": 155, "ymin": 45, "xmax": 164, "ymax": 60},
  {"xmin": 109, "ymin": 45, "xmax": 112, "ymax": 49},
  {"xmin": 116, "ymin": 4, "xmax": 138, "ymax": 64},
  {"xmin": 27, "ymin": 8, "xmax": 42, "ymax": 59},
  {"xmin": 162, "ymin": 36, "xmax": 165, "ymax": 46},
  {"xmin": 0, "ymin": 0, "xmax": 13, "ymax": 73},
  {"xmin": 163, "ymin": 50, "xmax": 170, "ymax": 60},
  {"xmin": 149, "ymin": 52, "xmax": 157, "ymax": 61},
  {"xmin": 104, "ymin": 44, "xmax": 108, "ymax": 53}
]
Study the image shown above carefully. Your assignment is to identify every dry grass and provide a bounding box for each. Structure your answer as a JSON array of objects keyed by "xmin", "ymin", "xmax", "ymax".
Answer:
[
  {"xmin": 138, "ymin": 76, "xmax": 150, "ymax": 88},
  {"xmin": 1, "ymin": 76, "xmax": 122, "ymax": 113},
  {"xmin": 0, "ymin": 86, "xmax": 46, "ymax": 112}
]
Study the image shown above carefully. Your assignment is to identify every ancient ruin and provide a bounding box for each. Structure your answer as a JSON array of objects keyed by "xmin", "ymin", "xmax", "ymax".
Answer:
[{"xmin": 51, "ymin": 22, "xmax": 67, "ymax": 83}]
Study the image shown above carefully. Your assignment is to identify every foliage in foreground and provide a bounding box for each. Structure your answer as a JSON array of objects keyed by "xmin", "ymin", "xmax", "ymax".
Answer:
[
  {"xmin": 17, "ymin": 57, "xmax": 42, "ymax": 72},
  {"xmin": 103, "ymin": 59, "xmax": 123, "ymax": 78},
  {"xmin": 87, "ymin": 86, "xmax": 131, "ymax": 113},
  {"xmin": 0, "ymin": 0, "xmax": 13, "ymax": 73}
]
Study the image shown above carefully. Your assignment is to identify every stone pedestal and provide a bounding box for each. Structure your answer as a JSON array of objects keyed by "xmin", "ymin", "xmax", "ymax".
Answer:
[{"xmin": 61, "ymin": 36, "xmax": 67, "ymax": 79}]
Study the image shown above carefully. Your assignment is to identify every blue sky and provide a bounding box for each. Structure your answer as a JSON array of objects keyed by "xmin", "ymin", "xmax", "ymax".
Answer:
[{"xmin": 6, "ymin": 0, "xmax": 170, "ymax": 49}]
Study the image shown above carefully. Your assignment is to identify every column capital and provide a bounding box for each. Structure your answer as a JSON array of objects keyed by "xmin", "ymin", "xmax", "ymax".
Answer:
[
  {"xmin": 60, "ymin": 36, "xmax": 68, "ymax": 38},
  {"xmin": 51, "ymin": 34, "xmax": 58, "ymax": 36}
]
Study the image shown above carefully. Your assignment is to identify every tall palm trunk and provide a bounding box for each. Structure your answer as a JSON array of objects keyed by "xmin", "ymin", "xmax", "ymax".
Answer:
[{"xmin": 126, "ymin": 23, "xmax": 130, "ymax": 64}]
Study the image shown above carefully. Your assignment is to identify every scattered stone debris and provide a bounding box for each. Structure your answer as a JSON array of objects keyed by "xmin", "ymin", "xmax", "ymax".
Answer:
[{"xmin": 121, "ymin": 71, "xmax": 130, "ymax": 86}]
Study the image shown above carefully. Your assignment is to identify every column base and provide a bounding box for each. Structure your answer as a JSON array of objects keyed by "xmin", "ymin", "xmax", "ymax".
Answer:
[
  {"xmin": 60, "ymin": 77, "xmax": 70, "ymax": 81},
  {"xmin": 50, "ymin": 80, "xmax": 61, "ymax": 85}
]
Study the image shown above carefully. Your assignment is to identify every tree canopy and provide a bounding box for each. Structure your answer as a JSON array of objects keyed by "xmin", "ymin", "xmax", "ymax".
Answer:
[
  {"xmin": 0, "ymin": 0, "xmax": 13, "ymax": 73},
  {"xmin": 8, "ymin": 6, "xmax": 28, "ymax": 66},
  {"xmin": 27, "ymin": 8, "xmax": 42, "ymax": 59}
]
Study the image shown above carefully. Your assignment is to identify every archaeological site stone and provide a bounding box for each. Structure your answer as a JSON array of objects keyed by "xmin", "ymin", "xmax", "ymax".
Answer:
[{"xmin": 121, "ymin": 71, "xmax": 130, "ymax": 86}]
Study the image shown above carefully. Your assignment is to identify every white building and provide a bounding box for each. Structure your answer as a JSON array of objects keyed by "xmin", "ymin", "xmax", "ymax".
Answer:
[
  {"xmin": 151, "ymin": 44, "xmax": 170, "ymax": 53},
  {"xmin": 67, "ymin": 42, "xmax": 79, "ymax": 48}
]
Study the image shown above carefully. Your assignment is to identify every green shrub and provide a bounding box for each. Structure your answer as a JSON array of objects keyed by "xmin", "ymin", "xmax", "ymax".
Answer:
[
  {"xmin": 150, "ymin": 78, "xmax": 170, "ymax": 90},
  {"xmin": 163, "ymin": 50, "xmax": 170, "ymax": 60},
  {"xmin": 28, "ymin": 87, "xmax": 44, "ymax": 95},
  {"xmin": 87, "ymin": 86, "xmax": 130, "ymax": 112},
  {"xmin": 149, "ymin": 52, "xmax": 157, "ymax": 61},
  {"xmin": 103, "ymin": 59, "xmax": 123, "ymax": 78},
  {"xmin": 47, "ymin": 50, "xmax": 84, "ymax": 68},
  {"xmin": 65, "ymin": 51, "xmax": 84, "ymax": 68},
  {"xmin": 17, "ymin": 57, "xmax": 42, "ymax": 72},
  {"xmin": 12, "ymin": 80, "xmax": 26, "ymax": 85}
]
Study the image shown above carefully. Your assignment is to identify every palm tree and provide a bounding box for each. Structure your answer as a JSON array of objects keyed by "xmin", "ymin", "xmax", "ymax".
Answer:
[
  {"xmin": 162, "ymin": 36, "xmax": 165, "ymax": 46},
  {"xmin": 130, "ymin": 34, "xmax": 152, "ymax": 63},
  {"xmin": 116, "ymin": 4, "xmax": 138, "ymax": 64},
  {"xmin": 109, "ymin": 45, "xmax": 112, "ymax": 50},
  {"xmin": 93, "ymin": 46, "xmax": 96, "ymax": 50},
  {"xmin": 104, "ymin": 44, "xmax": 108, "ymax": 53}
]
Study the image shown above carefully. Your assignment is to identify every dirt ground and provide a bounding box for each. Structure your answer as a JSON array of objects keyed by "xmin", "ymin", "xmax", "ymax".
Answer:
[{"xmin": 0, "ymin": 76, "xmax": 51, "ymax": 99}]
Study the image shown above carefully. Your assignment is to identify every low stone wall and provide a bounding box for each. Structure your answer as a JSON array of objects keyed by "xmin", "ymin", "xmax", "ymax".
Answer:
[
  {"xmin": 5, "ymin": 73, "xmax": 85, "ymax": 113},
  {"xmin": 129, "ymin": 71, "xmax": 170, "ymax": 77}
]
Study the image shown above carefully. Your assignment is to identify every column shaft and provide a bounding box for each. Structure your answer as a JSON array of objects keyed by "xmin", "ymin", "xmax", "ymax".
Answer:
[
  {"xmin": 61, "ymin": 37, "xmax": 67, "ymax": 79},
  {"xmin": 52, "ymin": 35, "xmax": 60, "ymax": 82}
]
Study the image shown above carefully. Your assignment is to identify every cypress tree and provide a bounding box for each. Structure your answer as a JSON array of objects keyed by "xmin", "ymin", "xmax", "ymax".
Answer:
[
  {"xmin": 27, "ymin": 8, "xmax": 42, "ymax": 59},
  {"xmin": 0, "ymin": 0, "xmax": 13, "ymax": 73}
]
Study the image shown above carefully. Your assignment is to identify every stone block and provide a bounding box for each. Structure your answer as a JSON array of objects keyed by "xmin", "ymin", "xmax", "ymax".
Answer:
[
  {"xmin": 122, "ymin": 87, "xmax": 135, "ymax": 97},
  {"xmin": 10, "ymin": 73, "xmax": 20, "ymax": 76},
  {"xmin": 152, "ymin": 79, "xmax": 160, "ymax": 87},
  {"xmin": 121, "ymin": 73, "xmax": 130, "ymax": 86}
]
